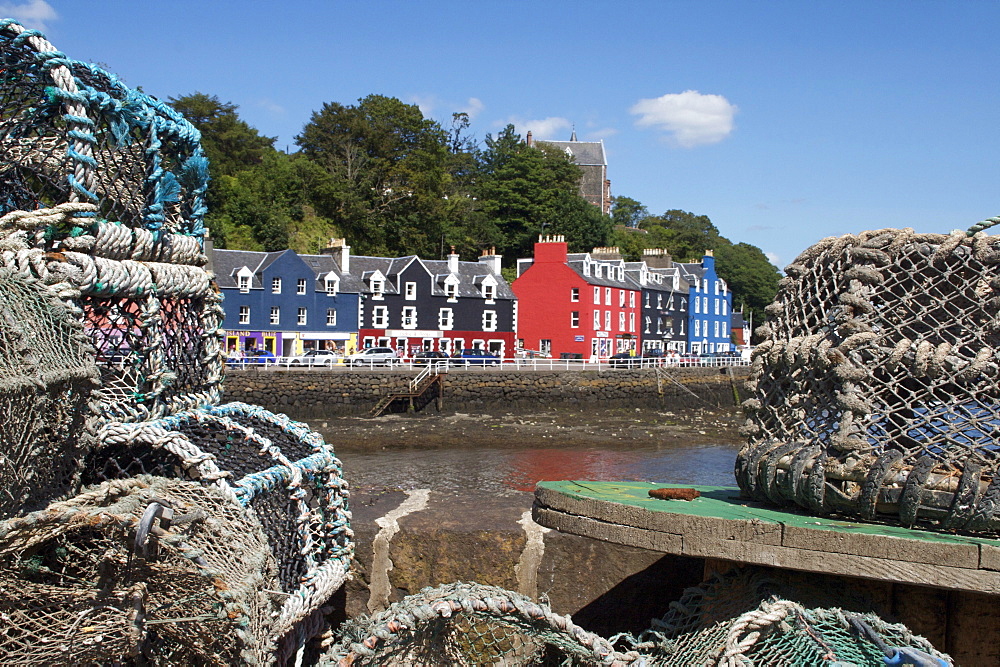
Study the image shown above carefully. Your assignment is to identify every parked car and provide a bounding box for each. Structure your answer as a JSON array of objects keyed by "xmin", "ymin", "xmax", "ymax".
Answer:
[
  {"xmin": 345, "ymin": 347, "xmax": 398, "ymax": 367},
  {"xmin": 244, "ymin": 349, "xmax": 276, "ymax": 365},
  {"xmin": 288, "ymin": 349, "xmax": 340, "ymax": 367},
  {"xmin": 412, "ymin": 350, "xmax": 450, "ymax": 365},
  {"xmin": 450, "ymin": 349, "xmax": 501, "ymax": 366},
  {"xmin": 677, "ymin": 353, "xmax": 703, "ymax": 367},
  {"xmin": 608, "ymin": 351, "xmax": 641, "ymax": 368}
]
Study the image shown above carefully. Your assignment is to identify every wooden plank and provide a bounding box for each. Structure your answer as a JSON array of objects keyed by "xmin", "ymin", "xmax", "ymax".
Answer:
[
  {"xmin": 781, "ymin": 523, "xmax": 980, "ymax": 569},
  {"xmin": 532, "ymin": 507, "xmax": 683, "ymax": 554}
]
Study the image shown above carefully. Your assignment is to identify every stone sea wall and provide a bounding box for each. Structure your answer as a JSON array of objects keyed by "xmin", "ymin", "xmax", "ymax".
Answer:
[{"xmin": 222, "ymin": 366, "xmax": 750, "ymax": 419}]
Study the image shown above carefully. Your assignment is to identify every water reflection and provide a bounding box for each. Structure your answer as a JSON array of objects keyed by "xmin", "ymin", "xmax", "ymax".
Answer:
[{"xmin": 334, "ymin": 442, "xmax": 739, "ymax": 496}]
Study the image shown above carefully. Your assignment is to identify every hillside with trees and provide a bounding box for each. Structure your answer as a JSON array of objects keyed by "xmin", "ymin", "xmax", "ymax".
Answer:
[{"xmin": 168, "ymin": 93, "xmax": 780, "ymax": 325}]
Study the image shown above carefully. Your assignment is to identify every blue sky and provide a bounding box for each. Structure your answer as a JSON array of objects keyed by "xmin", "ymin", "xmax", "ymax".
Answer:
[{"xmin": 6, "ymin": 1, "xmax": 1000, "ymax": 268}]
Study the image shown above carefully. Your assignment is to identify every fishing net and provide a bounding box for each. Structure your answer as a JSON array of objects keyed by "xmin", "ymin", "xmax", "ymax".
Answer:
[
  {"xmin": 322, "ymin": 581, "xmax": 635, "ymax": 666},
  {"xmin": 738, "ymin": 227, "xmax": 1000, "ymax": 532},
  {"xmin": 0, "ymin": 265, "xmax": 99, "ymax": 519},
  {"xmin": 619, "ymin": 569, "xmax": 951, "ymax": 666},
  {"xmin": 0, "ymin": 19, "xmax": 222, "ymax": 424},
  {"xmin": 0, "ymin": 476, "xmax": 278, "ymax": 665},
  {"xmin": 85, "ymin": 401, "xmax": 354, "ymax": 661}
]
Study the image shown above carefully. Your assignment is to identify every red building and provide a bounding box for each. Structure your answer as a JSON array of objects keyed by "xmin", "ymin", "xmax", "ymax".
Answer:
[{"xmin": 513, "ymin": 236, "xmax": 641, "ymax": 359}]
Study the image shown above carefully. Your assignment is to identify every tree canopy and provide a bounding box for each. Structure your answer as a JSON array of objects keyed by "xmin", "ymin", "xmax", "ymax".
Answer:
[{"xmin": 168, "ymin": 91, "xmax": 778, "ymax": 329}]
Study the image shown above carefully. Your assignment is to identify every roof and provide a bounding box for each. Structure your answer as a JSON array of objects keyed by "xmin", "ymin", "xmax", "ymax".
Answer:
[{"xmin": 536, "ymin": 139, "xmax": 607, "ymax": 166}]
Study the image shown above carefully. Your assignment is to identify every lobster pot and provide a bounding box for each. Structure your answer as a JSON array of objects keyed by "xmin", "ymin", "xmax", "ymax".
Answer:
[
  {"xmin": 624, "ymin": 569, "xmax": 950, "ymax": 666},
  {"xmin": 0, "ymin": 266, "xmax": 99, "ymax": 519},
  {"xmin": 0, "ymin": 20, "xmax": 223, "ymax": 422},
  {"xmin": 323, "ymin": 582, "xmax": 623, "ymax": 666},
  {"xmin": 85, "ymin": 402, "xmax": 353, "ymax": 657},
  {"xmin": 0, "ymin": 476, "xmax": 278, "ymax": 665},
  {"xmin": 738, "ymin": 229, "xmax": 1000, "ymax": 532}
]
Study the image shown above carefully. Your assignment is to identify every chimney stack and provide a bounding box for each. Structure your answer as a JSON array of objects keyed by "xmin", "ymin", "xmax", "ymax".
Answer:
[
  {"xmin": 478, "ymin": 246, "xmax": 501, "ymax": 275},
  {"xmin": 448, "ymin": 245, "xmax": 459, "ymax": 273}
]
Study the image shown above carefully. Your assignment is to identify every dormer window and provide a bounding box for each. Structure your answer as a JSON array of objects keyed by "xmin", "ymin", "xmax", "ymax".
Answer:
[
  {"xmin": 405, "ymin": 282, "xmax": 416, "ymax": 300},
  {"xmin": 595, "ymin": 265, "xmax": 603, "ymax": 278},
  {"xmin": 238, "ymin": 275, "xmax": 250, "ymax": 293},
  {"xmin": 372, "ymin": 279, "xmax": 384, "ymax": 297},
  {"xmin": 483, "ymin": 283, "xmax": 496, "ymax": 302},
  {"xmin": 236, "ymin": 266, "xmax": 253, "ymax": 293},
  {"xmin": 445, "ymin": 282, "xmax": 458, "ymax": 300},
  {"xmin": 325, "ymin": 276, "xmax": 339, "ymax": 295}
]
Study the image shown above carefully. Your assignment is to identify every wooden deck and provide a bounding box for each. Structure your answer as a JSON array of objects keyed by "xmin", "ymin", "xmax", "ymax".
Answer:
[{"xmin": 534, "ymin": 480, "xmax": 1000, "ymax": 664}]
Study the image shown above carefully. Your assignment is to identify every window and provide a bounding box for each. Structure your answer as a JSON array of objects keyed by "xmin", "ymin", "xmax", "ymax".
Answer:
[
  {"xmin": 694, "ymin": 319, "xmax": 701, "ymax": 336},
  {"xmin": 703, "ymin": 297, "xmax": 708, "ymax": 313},
  {"xmin": 297, "ymin": 307, "xmax": 307, "ymax": 325},
  {"xmin": 714, "ymin": 321, "xmax": 720, "ymax": 338},
  {"xmin": 401, "ymin": 306, "xmax": 417, "ymax": 329},
  {"xmin": 715, "ymin": 300, "xmax": 720, "ymax": 315},
  {"xmin": 644, "ymin": 292, "xmax": 650, "ymax": 308},
  {"xmin": 271, "ymin": 277, "xmax": 281, "ymax": 293},
  {"xmin": 238, "ymin": 275, "xmax": 250, "ymax": 293},
  {"xmin": 629, "ymin": 312, "xmax": 635, "ymax": 332},
  {"xmin": 723, "ymin": 301, "xmax": 728, "ymax": 316},
  {"xmin": 570, "ymin": 287, "xmax": 579, "ymax": 302},
  {"xmin": 326, "ymin": 308, "xmax": 337, "ymax": 326},
  {"xmin": 325, "ymin": 276, "xmax": 338, "ymax": 295},
  {"xmin": 540, "ymin": 339, "xmax": 551, "ymax": 356},
  {"xmin": 372, "ymin": 306, "xmax": 388, "ymax": 328},
  {"xmin": 644, "ymin": 316, "xmax": 651, "ymax": 333},
  {"xmin": 619, "ymin": 312, "xmax": 625, "ymax": 331},
  {"xmin": 371, "ymin": 279, "xmax": 384, "ymax": 298},
  {"xmin": 570, "ymin": 311, "xmax": 579, "ymax": 328},
  {"xmin": 681, "ymin": 298, "xmax": 687, "ymax": 311},
  {"xmin": 629, "ymin": 291, "xmax": 635, "ymax": 308},
  {"xmin": 703, "ymin": 279, "xmax": 708, "ymax": 292},
  {"xmin": 297, "ymin": 278, "xmax": 307, "ymax": 295},
  {"xmin": 714, "ymin": 280, "xmax": 720, "ymax": 295},
  {"xmin": 445, "ymin": 282, "xmax": 457, "ymax": 300},
  {"xmin": 405, "ymin": 282, "xmax": 416, "ymax": 300},
  {"xmin": 438, "ymin": 308, "xmax": 454, "ymax": 329},
  {"xmin": 656, "ymin": 317, "xmax": 663, "ymax": 334},
  {"xmin": 239, "ymin": 305, "xmax": 250, "ymax": 324},
  {"xmin": 704, "ymin": 319, "xmax": 708, "ymax": 337},
  {"xmin": 605, "ymin": 310, "xmax": 611, "ymax": 330},
  {"xmin": 595, "ymin": 264, "xmax": 603, "ymax": 278},
  {"xmin": 618, "ymin": 290, "xmax": 625, "ymax": 307},
  {"xmin": 483, "ymin": 284, "xmax": 496, "ymax": 301},
  {"xmin": 605, "ymin": 287, "xmax": 611, "ymax": 305},
  {"xmin": 695, "ymin": 298, "xmax": 701, "ymax": 314},
  {"xmin": 593, "ymin": 310, "xmax": 601, "ymax": 329},
  {"xmin": 482, "ymin": 310, "xmax": 497, "ymax": 331},
  {"xmin": 658, "ymin": 294, "xmax": 663, "ymax": 309},
  {"xmin": 593, "ymin": 287, "xmax": 600, "ymax": 303},
  {"xmin": 270, "ymin": 306, "xmax": 280, "ymax": 325}
]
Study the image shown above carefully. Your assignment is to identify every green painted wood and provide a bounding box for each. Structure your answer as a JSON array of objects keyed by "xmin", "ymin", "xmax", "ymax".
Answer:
[{"xmin": 536, "ymin": 480, "xmax": 1000, "ymax": 548}]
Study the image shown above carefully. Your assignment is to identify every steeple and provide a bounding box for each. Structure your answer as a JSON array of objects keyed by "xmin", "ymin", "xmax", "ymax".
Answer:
[{"xmin": 570, "ymin": 125, "xmax": 577, "ymax": 142}]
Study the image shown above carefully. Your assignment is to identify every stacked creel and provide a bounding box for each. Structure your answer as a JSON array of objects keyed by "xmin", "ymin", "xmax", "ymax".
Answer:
[
  {"xmin": 738, "ymin": 228, "xmax": 1000, "ymax": 533},
  {"xmin": 0, "ymin": 19, "xmax": 352, "ymax": 664}
]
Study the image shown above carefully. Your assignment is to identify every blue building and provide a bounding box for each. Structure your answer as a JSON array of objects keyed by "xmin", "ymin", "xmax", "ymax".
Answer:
[
  {"xmin": 212, "ymin": 241, "xmax": 363, "ymax": 357},
  {"xmin": 677, "ymin": 250, "xmax": 733, "ymax": 354}
]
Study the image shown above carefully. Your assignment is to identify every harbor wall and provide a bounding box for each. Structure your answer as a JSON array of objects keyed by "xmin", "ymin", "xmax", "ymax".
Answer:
[{"xmin": 222, "ymin": 366, "xmax": 749, "ymax": 419}]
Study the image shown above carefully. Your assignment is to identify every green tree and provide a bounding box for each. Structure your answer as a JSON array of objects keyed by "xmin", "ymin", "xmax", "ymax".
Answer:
[
  {"xmin": 713, "ymin": 242, "xmax": 780, "ymax": 331},
  {"xmin": 474, "ymin": 125, "xmax": 611, "ymax": 258},
  {"xmin": 295, "ymin": 95, "xmax": 452, "ymax": 257},
  {"xmin": 610, "ymin": 195, "xmax": 650, "ymax": 229}
]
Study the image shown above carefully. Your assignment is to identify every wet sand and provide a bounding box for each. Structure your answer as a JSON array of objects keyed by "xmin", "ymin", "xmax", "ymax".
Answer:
[{"xmin": 309, "ymin": 405, "xmax": 744, "ymax": 452}]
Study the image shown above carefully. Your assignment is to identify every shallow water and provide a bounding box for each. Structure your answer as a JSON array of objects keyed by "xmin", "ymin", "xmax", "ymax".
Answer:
[{"xmin": 328, "ymin": 439, "xmax": 739, "ymax": 496}]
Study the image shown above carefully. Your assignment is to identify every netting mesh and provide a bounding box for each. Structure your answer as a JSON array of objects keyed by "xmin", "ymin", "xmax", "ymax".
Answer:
[
  {"xmin": 0, "ymin": 266, "xmax": 99, "ymax": 519},
  {"xmin": 0, "ymin": 19, "xmax": 222, "ymax": 424},
  {"xmin": 0, "ymin": 476, "xmax": 278, "ymax": 665},
  {"xmin": 87, "ymin": 402, "xmax": 354, "ymax": 658},
  {"xmin": 322, "ymin": 582, "xmax": 626, "ymax": 666},
  {"xmin": 738, "ymin": 228, "xmax": 1000, "ymax": 532},
  {"xmin": 620, "ymin": 569, "xmax": 950, "ymax": 666}
]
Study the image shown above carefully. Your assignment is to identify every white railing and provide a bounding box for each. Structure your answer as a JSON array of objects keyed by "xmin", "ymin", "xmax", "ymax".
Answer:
[{"xmin": 225, "ymin": 355, "xmax": 751, "ymax": 371}]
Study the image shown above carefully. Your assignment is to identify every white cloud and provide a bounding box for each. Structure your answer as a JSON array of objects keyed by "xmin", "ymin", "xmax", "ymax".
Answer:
[
  {"xmin": 586, "ymin": 127, "xmax": 618, "ymax": 140},
  {"xmin": 630, "ymin": 90, "xmax": 737, "ymax": 148},
  {"xmin": 0, "ymin": 0, "xmax": 57, "ymax": 32},
  {"xmin": 256, "ymin": 98, "xmax": 285, "ymax": 116},
  {"xmin": 408, "ymin": 94, "xmax": 437, "ymax": 118},
  {"xmin": 765, "ymin": 251, "xmax": 780, "ymax": 267},
  {"xmin": 460, "ymin": 97, "xmax": 484, "ymax": 120},
  {"xmin": 508, "ymin": 116, "xmax": 571, "ymax": 140}
]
